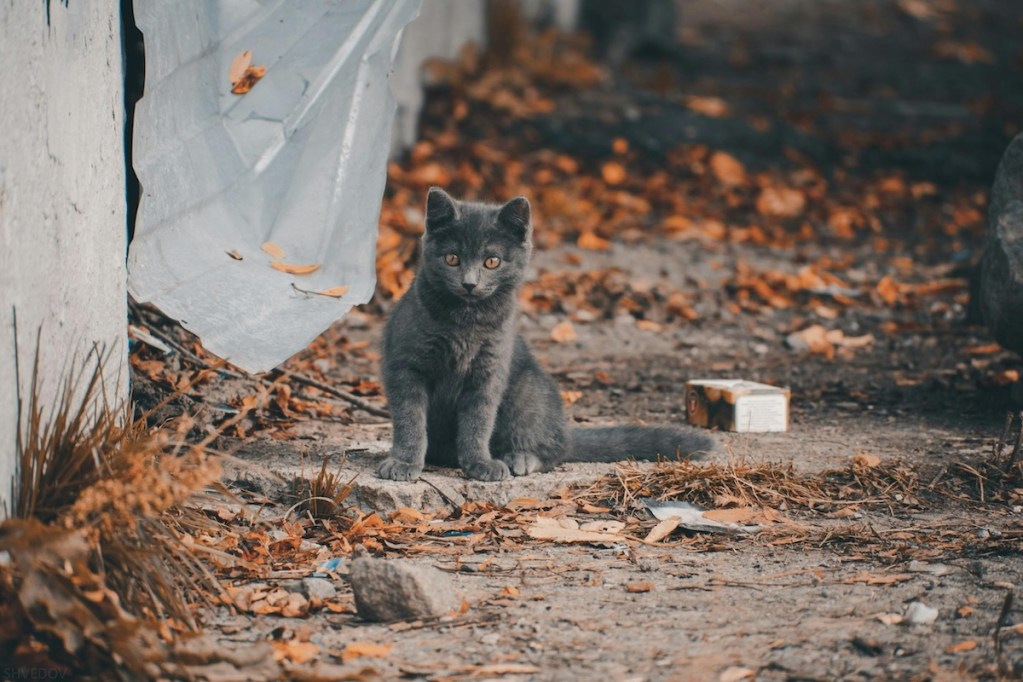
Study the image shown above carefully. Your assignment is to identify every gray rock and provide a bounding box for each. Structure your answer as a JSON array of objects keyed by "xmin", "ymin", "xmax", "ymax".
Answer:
[
  {"xmin": 301, "ymin": 577, "xmax": 337, "ymax": 602},
  {"xmin": 349, "ymin": 557, "xmax": 458, "ymax": 622},
  {"xmin": 978, "ymin": 133, "xmax": 1023, "ymax": 355}
]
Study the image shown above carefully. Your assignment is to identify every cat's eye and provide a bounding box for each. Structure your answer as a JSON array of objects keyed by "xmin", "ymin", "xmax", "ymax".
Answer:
[
  {"xmin": 483, "ymin": 256, "xmax": 502, "ymax": 269},
  {"xmin": 445, "ymin": 254, "xmax": 460, "ymax": 266}
]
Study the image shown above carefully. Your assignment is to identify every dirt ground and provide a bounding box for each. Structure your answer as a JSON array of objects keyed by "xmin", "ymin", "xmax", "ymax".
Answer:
[{"xmin": 122, "ymin": 1, "xmax": 1023, "ymax": 680}]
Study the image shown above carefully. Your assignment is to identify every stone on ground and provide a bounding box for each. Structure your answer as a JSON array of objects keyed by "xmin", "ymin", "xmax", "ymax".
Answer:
[{"xmin": 349, "ymin": 557, "xmax": 458, "ymax": 622}]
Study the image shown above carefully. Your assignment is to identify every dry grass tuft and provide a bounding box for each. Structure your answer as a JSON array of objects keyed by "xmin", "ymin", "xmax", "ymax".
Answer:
[
  {"xmin": 0, "ymin": 342, "xmax": 225, "ymax": 676},
  {"xmin": 577, "ymin": 457, "xmax": 923, "ymax": 513},
  {"xmin": 287, "ymin": 454, "xmax": 358, "ymax": 520}
]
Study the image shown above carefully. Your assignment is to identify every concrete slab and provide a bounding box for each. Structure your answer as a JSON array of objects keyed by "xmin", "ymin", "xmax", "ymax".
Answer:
[{"xmin": 226, "ymin": 441, "xmax": 618, "ymax": 513}]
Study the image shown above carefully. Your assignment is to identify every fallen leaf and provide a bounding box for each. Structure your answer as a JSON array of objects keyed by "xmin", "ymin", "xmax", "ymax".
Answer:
[
  {"xmin": 965, "ymin": 343, "xmax": 1003, "ymax": 355},
  {"xmin": 956, "ymin": 605, "xmax": 974, "ymax": 618},
  {"xmin": 231, "ymin": 64, "xmax": 267, "ymax": 95},
  {"xmin": 315, "ymin": 286, "xmax": 349, "ymax": 298},
  {"xmin": 341, "ymin": 641, "xmax": 392, "ymax": 662},
  {"xmin": 945, "ymin": 640, "xmax": 977, "ymax": 654},
  {"xmin": 577, "ymin": 232, "xmax": 611, "ymax": 250},
  {"xmin": 561, "ymin": 390, "xmax": 583, "ymax": 405},
  {"xmin": 601, "ymin": 161, "xmax": 627, "ymax": 186},
  {"xmin": 272, "ymin": 640, "xmax": 319, "ymax": 664},
  {"xmin": 501, "ymin": 586, "xmax": 520, "ymax": 598},
  {"xmin": 719, "ymin": 667, "xmax": 756, "ymax": 682},
  {"xmin": 526, "ymin": 516, "xmax": 622, "ymax": 543},
  {"xmin": 876, "ymin": 276, "xmax": 899, "ymax": 305},
  {"xmin": 226, "ymin": 250, "xmax": 244, "ymax": 261},
  {"xmin": 853, "ymin": 453, "xmax": 881, "ymax": 468},
  {"xmin": 261, "ymin": 241, "xmax": 286, "ymax": 259},
  {"xmin": 550, "ymin": 320, "xmax": 577, "ymax": 343},
  {"xmin": 579, "ymin": 520, "xmax": 625, "ymax": 533},
  {"xmin": 844, "ymin": 572, "xmax": 913, "ymax": 586},
  {"xmin": 876, "ymin": 613, "xmax": 904, "ymax": 625},
  {"xmin": 272, "ymin": 261, "xmax": 321, "ymax": 275},
  {"xmin": 625, "ymin": 581, "xmax": 653, "ymax": 593},
  {"xmin": 229, "ymin": 50, "xmax": 253, "ymax": 85},
  {"xmin": 756, "ymin": 186, "xmax": 805, "ymax": 218},
  {"xmin": 686, "ymin": 95, "xmax": 730, "ymax": 118},
  {"xmin": 709, "ymin": 151, "xmax": 746, "ymax": 186},
  {"xmin": 472, "ymin": 664, "xmax": 542, "ymax": 676},
  {"xmin": 643, "ymin": 516, "xmax": 681, "ymax": 544},
  {"xmin": 635, "ymin": 319, "xmax": 662, "ymax": 332},
  {"xmin": 897, "ymin": 0, "xmax": 936, "ymax": 21},
  {"xmin": 612, "ymin": 137, "xmax": 629, "ymax": 155},
  {"xmin": 992, "ymin": 369, "xmax": 1020, "ymax": 386}
]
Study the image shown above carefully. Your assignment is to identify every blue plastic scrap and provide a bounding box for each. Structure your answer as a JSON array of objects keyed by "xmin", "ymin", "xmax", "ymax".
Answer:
[{"xmin": 127, "ymin": 0, "xmax": 422, "ymax": 373}]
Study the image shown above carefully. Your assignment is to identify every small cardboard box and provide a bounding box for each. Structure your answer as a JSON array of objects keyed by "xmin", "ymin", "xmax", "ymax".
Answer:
[{"xmin": 685, "ymin": 380, "xmax": 790, "ymax": 433}]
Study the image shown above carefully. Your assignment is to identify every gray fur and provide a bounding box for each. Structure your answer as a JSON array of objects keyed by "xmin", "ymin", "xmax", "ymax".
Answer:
[{"xmin": 376, "ymin": 188, "xmax": 714, "ymax": 482}]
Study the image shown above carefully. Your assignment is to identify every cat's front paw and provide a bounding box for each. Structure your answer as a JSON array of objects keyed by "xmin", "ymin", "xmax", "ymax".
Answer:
[
  {"xmin": 462, "ymin": 458, "xmax": 510, "ymax": 482},
  {"xmin": 505, "ymin": 452, "xmax": 544, "ymax": 476},
  {"xmin": 376, "ymin": 458, "xmax": 423, "ymax": 481}
]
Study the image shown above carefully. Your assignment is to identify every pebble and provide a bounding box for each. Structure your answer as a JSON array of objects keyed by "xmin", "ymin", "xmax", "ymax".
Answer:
[
  {"xmin": 301, "ymin": 577, "xmax": 337, "ymax": 602},
  {"xmin": 904, "ymin": 601, "xmax": 938, "ymax": 625}
]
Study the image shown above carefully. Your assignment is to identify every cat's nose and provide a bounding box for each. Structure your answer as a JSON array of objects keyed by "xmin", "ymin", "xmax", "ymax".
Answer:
[{"xmin": 462, "ymin": 282, "xmax": 476, "ymax": 293}]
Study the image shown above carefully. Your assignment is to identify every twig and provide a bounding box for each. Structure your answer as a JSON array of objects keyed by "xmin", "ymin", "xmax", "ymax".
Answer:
[
  {"xmin": 418, "ymin": 476, "xmax": 463, "ymax": 511},
  {"xmin": 997, "ymin": 411, "xmax": 1014, "ymax": 460},
  {"xmin": 129, "ymin": 301, "xmax": 244, "ymax": 379},
  {"xmin": 994, "ymin": 590, "xmax": 1014, "ymax": 657},
  {"xmin": 1008, "ymin": 412, "xmax": 1023, "ymax": 473},
  {"xmin": 281, "ymin": 370, "xmax": 390, "ymax": 418},
  {"xmin": 131, "ymin": 301, "xmax": 391, "ymax": 419}
]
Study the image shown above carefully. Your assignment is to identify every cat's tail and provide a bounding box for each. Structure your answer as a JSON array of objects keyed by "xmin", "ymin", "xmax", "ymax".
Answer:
[{"xmin": 565, "ymin": 425, "xmax": 715, "ymax": 463}]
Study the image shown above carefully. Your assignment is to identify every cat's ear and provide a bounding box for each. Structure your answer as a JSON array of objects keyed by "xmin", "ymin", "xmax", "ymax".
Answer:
[
  {"xmin": 497, "ymin": 196, "xmax": 531, "ymax": 241},
  {"xmin": 425, "ymin": 187, "xmax": 458, "ymax": 231}
]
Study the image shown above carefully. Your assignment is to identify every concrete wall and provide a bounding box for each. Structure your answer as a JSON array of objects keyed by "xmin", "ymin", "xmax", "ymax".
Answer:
[{"xmin": 0, "ymin": 1, "xmax": 127, "ymax": 515}]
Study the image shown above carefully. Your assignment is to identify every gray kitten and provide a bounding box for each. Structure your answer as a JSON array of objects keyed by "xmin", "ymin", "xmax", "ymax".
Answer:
[{"xmin": 376, "ymin": 188, "xmax": 714, "ymax": 482}]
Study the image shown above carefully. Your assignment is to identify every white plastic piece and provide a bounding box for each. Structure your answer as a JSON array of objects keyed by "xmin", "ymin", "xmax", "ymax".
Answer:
[{"xmin": 127, "ymin": 0, "xmax": 422, "ymax": 373}]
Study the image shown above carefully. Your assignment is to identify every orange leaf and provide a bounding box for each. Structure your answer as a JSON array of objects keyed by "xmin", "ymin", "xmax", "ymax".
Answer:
[
  {"xmin": 315, "ymin": 286, "xmax": 349, "ymax": 298},
  {"xmin": 550, "ymin": 320, "xmax": 577, "ymax": 343},
  {"xmin": 756, "ymin": 186, "xmax": 805, "ymax": 218},
  {"xmin": 992, "ymin": 369, "xmax": 1020, "ymax": 386},
  {"xmin": 965, "ymin": 343, "xmax": 1002, "ymax": 355},
  {"xmin": 876, "ymin": 275, "xmax": 899, "ymax": 306},
  {"xmin": 577, "ymin": 232, "xmax": 610, "ymax": 251},
  {"xmin": 271, "ymin": 260, "xmax": 321, "ymax": 275},
  {"xmin": 271, "ymin": 640, "xmax": 318, "ymax": 664},
  {"xmin": 945, "ymin": 640, "xmax": 977, "ymax": 654},
  {"xmin": 261, "ymin": 241, "xmax": 286, "ymax": 259},
  {"xmin": 709, "ymin": 151, "xmax": 746, "ymax": 186},
  {"xmin": 601, "ymin": 161, "xmax": 627, "ymax": 186},
  {"xmin": 643, "ymin": 517, "xmax": 681, "ymax": 544},
  {"xmin": 626, "ymin": 581, "xmax": 654, "ymax": 593},
  {"xmin": 561, "ymin": 390, "xmax": 582, "ymax": 405},
  {"xmin": 612, "ymin": 137, "xmax": 629, "ymax": 155},
  {"xmin": 228, "ymin": 50, "xmax": 253, "ymax": 85},
  {"xmin": 231, "ymin": 65, "xmax": 266, "ymax": 95},
  {"xmin": 340, "ymin": 641, "xmax": 392, "ymax": 663},
  {"xmin": 685, "ymin": 96, "xmax": 730, "ymax": 118}
]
